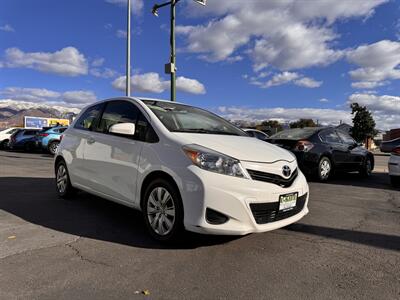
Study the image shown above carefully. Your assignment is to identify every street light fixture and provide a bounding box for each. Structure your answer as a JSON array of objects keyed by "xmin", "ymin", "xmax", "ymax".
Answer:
[{"xmin": 152, "ymin": 0, "xmax": 206, "ymax": 101}]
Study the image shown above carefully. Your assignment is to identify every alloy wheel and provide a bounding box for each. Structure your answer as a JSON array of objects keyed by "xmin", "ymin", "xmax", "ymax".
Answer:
[
  {"xmin": 146, "ymin": 187, "xmax": 176, "ymax": 236},
  {"xmin": 56, "ymin": 164, "xmax": 68, "ymax": 194},
  {"xmin": 49, "ymin": 142, "xmax": 59, "ymax": 155},
  {"xmin": 320, "ymin": 159, "xmax": 331, "ymax": 179}
]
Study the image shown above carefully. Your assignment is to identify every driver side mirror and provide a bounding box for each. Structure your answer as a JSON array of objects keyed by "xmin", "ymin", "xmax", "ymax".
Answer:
[{"xmin": 109, "ymin": 122, "xmax": 135, "ymax": 137}]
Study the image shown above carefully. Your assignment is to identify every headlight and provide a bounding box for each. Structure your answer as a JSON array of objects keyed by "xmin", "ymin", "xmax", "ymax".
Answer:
[{"xmin": 182, "ymin": 144, "xmax": 249, "ymax": 178}]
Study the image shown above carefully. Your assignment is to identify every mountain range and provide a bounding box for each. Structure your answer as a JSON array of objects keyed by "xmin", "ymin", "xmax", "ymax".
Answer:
[{"xmin": 0, "ymin": 100, "xmax": 81, "ymax": 129}]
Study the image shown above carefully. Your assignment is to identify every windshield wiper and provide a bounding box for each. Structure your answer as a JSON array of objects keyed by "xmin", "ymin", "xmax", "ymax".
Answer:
[{"xmin": 172, "ymin": 128, "xmax": 239, "ymax": 135}]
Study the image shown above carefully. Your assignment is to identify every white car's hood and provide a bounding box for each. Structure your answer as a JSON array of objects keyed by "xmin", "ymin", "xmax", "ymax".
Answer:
[{"xmin": 173, "ymin": 133, "xmax": 295, "ymax": 163}]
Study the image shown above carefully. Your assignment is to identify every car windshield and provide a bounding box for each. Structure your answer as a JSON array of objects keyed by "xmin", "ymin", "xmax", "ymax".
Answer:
[
  {"xmin": 270, "ymin": 128, "xmax": 320, "ymax": 140},
  {"xmin": 142, "ymin": 100, "xmax": 246, "ymax": 136}
]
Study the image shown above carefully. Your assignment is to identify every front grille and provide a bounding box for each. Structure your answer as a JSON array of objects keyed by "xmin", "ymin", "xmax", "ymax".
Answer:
[
  {"xmin": 250, "ymin": 193, "xmax": 307, "ymax": 224},
  {"xmin": 247, "ymin": 168, "xmax": 298, "ymax": 188}
]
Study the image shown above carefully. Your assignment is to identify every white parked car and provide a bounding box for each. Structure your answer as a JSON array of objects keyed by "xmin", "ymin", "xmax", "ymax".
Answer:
[
  {"xmin": 389, "ymin": 146, "xmax": 400, "ymax": 187},
  {"xmin": 243, "ymin": 128, "xmax": 269, "ymax": 141},
  {"xmin": 55, "ymin": 98, "xmax": 309, "ymax": 241},
  {"xmin": 0, "ymin": 127, "xmax": 20, "ymax": 149}
]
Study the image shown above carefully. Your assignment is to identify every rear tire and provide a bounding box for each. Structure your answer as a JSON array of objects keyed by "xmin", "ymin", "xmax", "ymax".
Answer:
[
  {"xmin": 391, "ymin": 176, "xmax": 400, "ymax": 187},
  {"xmin": 55, "ymin": 160, "xmax": 76, "ymax": 198},
  {"xmin": 0, "ymin": 139, "xmax": 8, "ymax": 150},
  {"xmin": 359, "ymin": 157, "xmax": 372, "ymax": 178},
  {"xmin": 142, "ymin": 178, "xmax": 184, "ymax": 242},
  {"xmin": 317, "ymin": 156, "xmax": 332, "ymax": 182},
  {"xmin": 48, "ymin": 141, "xmax": 59, "ymax": 155}
]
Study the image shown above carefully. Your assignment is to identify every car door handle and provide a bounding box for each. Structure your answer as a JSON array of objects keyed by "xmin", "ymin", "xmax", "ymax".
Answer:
[{"xmin": 87, "ymin": 137, "xmax": 95, "ymax": 144}]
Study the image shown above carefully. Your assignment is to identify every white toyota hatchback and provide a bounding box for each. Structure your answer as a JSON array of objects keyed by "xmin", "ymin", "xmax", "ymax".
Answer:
[{"xmin": 55, "ymin": 97, "xmax": 309, "ymax": 241}]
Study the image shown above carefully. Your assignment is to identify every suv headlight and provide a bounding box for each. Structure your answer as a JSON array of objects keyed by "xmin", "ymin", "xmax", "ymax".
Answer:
[{"xmin": 183, "ymin": 144, "xmax": 249, "ymax": 178}]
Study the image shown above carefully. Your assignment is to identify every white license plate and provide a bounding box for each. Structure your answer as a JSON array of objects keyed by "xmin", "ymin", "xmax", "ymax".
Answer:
[{"xmin": 279, "ymin": 192, "xmax": 298, "ymax": 211}]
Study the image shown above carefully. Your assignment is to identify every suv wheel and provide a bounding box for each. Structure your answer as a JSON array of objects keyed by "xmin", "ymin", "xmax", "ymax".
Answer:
[
  {"xmin": 359, "ymin": 157, "xmax": 372, "ymax": 177},
  {"xmin": 317, "ymin": 157, "xmax": 332, "ymax": 182},
  {"xmin": 143, "ymin": 178, "xmax": 183, "ymax": 242},
  {"xmin": 55, "ymin": 160, "xmax": 75, "ymax": 198},
  {"xmin": 48, "ymin": 141, "xmax": 59, "ymax": 155}
]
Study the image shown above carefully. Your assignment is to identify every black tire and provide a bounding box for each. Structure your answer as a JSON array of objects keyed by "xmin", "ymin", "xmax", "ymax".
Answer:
[
  {"xmin": 390, "ymin": 176, "xmax": 400, "ymax": 188},
  {"xmin": 55, "ymin": 160, "xmax": 76, "ymax": 198},
  {"xmin": 142, "ymin": 178, "xmax": 184, "ymax": 242},
  {"xmin": 317, "ymin": 156, "xmax": 332, "ymax": 182},
  {"xmin": 0, "ymin": 140, "xmax": 8, "ymax": 150},
  {"xmin": 359, "ymin": 156, "xmax": 373, "ymax": 178},
  {"xmin": 48, "ymin": 141, "xmax": 59, "ymax": 155}
]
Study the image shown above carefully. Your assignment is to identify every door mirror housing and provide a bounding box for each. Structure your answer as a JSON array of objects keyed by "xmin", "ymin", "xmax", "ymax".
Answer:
[{"xmin": 109, "ymin": 123, "xmax": 135, "ymax": 137}]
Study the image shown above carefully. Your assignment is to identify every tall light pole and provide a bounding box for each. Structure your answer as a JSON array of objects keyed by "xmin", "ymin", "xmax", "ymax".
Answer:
[
  {"xmin": 152, "ymin": 0, "xmax": 206, "ymax": 101},
  {"xmin": 126, "ymin": 0, "xmax": 131, "ymax": 97}
]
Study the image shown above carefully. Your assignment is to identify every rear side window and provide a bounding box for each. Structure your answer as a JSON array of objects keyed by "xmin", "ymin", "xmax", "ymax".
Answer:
[
  {"xmin": 96, "ymin": 101, "xmax": 139, "ymax": 134},
  {"xmin": 23, "ymin": 130, "xmax": 38, "ymax": 136},
  {"xmin": 255, "ymin": 131, "xmax": 268, "ymax": 141},
  {"xmin": 337, "ymin": 130, "xmax": 355, "ymax": 145},
  {"xmin": 246, "ymin": 130, "xmax": 255, "ymax": 137},
  {"xmin": 7, "ymin": 128, "xmax": 18, "ymax": 134},
  {"xmin": 59, "ymin": 128, "xmax": 67, "ymax": 133},
  {"xmin": 320, "ymin": 130, "xmax": 341, "ymax": 143},
  {"xmin": 75, "ymin": 103, "xmax": 104, "ymax": 131}
]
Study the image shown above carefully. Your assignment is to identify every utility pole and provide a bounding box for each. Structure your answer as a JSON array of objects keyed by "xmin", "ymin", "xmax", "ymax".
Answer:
[
  {"xmin": 170, "ymin": 0, "xmax": 176, "ymax": 101},
  {"xmin": 152, "ymin": 0, "xmax": 206, "ymax": 101},
  {"xmin": 126, "ymin": 0, "xmax": 131, "ymax": 97}
]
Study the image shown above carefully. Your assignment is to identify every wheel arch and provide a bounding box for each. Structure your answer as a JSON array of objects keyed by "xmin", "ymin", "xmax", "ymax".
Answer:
[{"xmin": 140, "ymin": 170, "xmax": 181, "ymax": 211}]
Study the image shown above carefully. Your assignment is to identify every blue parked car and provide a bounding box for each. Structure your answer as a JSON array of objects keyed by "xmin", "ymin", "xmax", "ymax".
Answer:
[
  {"xmin": 8, "ymin": 128, "xmax": 40, "ymax": 152},
  {"xmin": 36, "ymin": 126, "xmax": 68, "ymax": 155}
]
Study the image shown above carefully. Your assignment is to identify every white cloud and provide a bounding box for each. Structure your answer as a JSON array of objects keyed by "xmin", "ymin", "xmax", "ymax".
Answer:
[
  {"xmin": 351, "ymin": 81, "xmax": 388, "ymax": 89},
  {"xmin": 347, "ymin": 40, "xmax": 400, "ymax": 87},
  {"xmin": 348, "ymin": 93, "xmax": 400, "ymax": 114},
  {"xmin": 247, "ymin": 72, "xmax": 322, "ymax": 89},
  {"xmin": 265, "ymin": 72, "xmax": 299, "ymax": 88},
  {"xmin": 112, "ymin": 72, "xmax": 206, "ymax": 95},
  {"xmin": 105, "ymin": 0, "xmax": 143, "ymax": 15},
  {"xmin": 91, "ymin": 57, "xmax": 105, "ymax": 67},
  {"xmin": 177, "ymin": 1, "xmax": 385, "ymax": 71},
  {"xmin": 116, "ymin": 29, "xmax": 127, "ymax": 38},
  {"xmin": 319, "ymin": 98, "xmax": 329, "ymax": 103},
  {"xmin": 294, "ymin": 77, "xmax": 323, "ymax": 88},
  {"xmin": 1, "ymin": 47, "xmax": 88, "ymax": 76},
  {"xmin": 90, "ymin": 67, "xmax": 118, "ymax": 79},
  {"xmin": 0, "ymin": 87, "xmax": 97, "ymax": 106},
  {"xmin": 0, "ymin": 24, "xmax": 15, "ymax": 32}
]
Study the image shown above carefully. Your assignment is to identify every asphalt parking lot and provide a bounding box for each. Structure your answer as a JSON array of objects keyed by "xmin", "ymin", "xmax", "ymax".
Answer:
[{"xmin": 0, "ymin": 150, "xmax": 399, "ymax": 299}]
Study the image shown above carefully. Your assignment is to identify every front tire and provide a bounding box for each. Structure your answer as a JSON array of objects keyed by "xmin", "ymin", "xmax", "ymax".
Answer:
[
  {"xmin": 143, "ymin": 178, "xmax": 184, "ymax": 242},
  {"xmin": 55, "ymin": 160, "xmax": 75, "ymax": 198},
  {"xmin": 391, "ymin": 176, "xmax": 400, "ymax": 187},
  {"xmin": 48, "ymin": 141, "xmax": 59, "ymax": 155},
  {"xmin": 359, "ymin": 157, "xmax": 373, "ymax": 178},
  {"xmin": 317, "ymin": 156, "xmax": 332, "ymax": 182},
  {"xmin": 0, "ymin": 139, "xmax": 9, "ymax": 150}
]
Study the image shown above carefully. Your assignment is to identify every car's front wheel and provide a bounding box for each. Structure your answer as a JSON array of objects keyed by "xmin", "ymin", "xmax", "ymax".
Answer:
[
  {"xmin": 0, "ymin": 139, "xmax": 9, "ymax": 150},
  {"xmin": 48, "ymin": 141, "xmax": 59, "ymax": 155},
  {"xmin": 359, "ymin": 157, "xmax": 373, "ymax": 177},
  {"xmin": 143, "ymin": 178, "xmax": 183, "ymax": 242},
  {"xmin": 390, "ymin": 176, "xmax": 400, "ymax": 187},
  {"xmin": 55, "ymin": 160, "xmax": 75, "ymax": 198},
  {"xmin": 317, "ymin": 156, "xmax": 332, "ymax": 182}
]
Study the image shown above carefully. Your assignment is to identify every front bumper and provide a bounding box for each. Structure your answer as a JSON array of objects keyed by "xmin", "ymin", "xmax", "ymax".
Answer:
[
  {"xmin": 180, "ymin": 165, "xmax": 309, "ymax": 235},
  {"xmin": 389, "ymin": 155, "xmax": 400, "ymax": 176}
]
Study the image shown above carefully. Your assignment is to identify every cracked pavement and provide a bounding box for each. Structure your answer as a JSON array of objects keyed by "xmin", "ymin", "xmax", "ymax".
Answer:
[{"xmin": 0, "ymin": 151, "xmax": 399, "ymax": 299}]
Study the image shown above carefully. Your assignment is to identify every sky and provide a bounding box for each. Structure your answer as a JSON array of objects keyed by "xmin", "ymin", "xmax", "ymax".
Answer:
[{"xmin": 0, "ymin": 0, "xmax": 399, "ymax": 129}]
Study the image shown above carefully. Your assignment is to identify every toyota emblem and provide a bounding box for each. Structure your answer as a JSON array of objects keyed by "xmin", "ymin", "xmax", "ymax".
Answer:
[{"xmin": 282, "ymin": 165, "xmax": 291, "ymax": 177}]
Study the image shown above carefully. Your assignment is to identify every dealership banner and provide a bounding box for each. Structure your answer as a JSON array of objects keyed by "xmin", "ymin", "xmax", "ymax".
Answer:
[{"xmin": 24, "ymin": 116, "xmax": 70, "ymax": 129}]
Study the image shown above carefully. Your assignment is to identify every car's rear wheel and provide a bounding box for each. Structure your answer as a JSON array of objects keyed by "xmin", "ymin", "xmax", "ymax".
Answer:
[
  {"xmin": 55, "ymin": 160, "xmax": 75, "ymax": 198},
  {"xmin": 390, "ymin": 176, "xmax": 400, "ymax": 187},
  {"xmin": 143, "ymin": 178, "xmax": 183, "ymax": 242},
  {"xmin": 48, "ymin": 141, "xmax": 59, "ymax": 155},
  {"xmin": 359, "ymin": 157, "xmax": 373, "ymax": 177},
  {"xmin": 317, "ymin": 156, "xmax": 332, "ymax": 182}
]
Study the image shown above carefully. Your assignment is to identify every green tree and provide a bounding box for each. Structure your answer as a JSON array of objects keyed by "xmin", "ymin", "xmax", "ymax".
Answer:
[
  {"xmin": 350, "ymin": 103, "xmax": 377, "ymax": 143},
  {"xmin": 261, "ymin": 120, "xmax": 283, "ymax": 132},
  {"xmin": 289, "ymin": 119, "xmax": 317, "ymax": 129}
]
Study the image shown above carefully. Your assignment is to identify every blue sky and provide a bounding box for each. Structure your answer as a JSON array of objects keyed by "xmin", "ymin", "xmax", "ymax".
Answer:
[{"xmin": 0, "ymin": 0, "xmax": 399, "ymax": 129}]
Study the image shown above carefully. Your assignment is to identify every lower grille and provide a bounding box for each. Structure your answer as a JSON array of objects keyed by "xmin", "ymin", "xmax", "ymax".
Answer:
[{"xmin": 250, "ymin": 193, "xmax": 307, "ymax": 224}]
